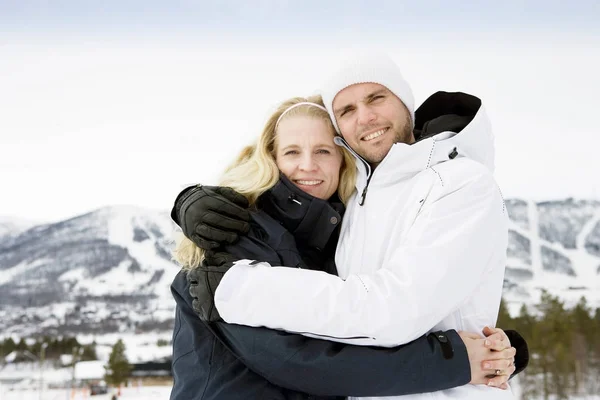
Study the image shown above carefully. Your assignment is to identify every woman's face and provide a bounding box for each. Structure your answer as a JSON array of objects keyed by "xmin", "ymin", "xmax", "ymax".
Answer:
[{"xmin": 274, "ymin": 115, "xmax": 343, "ymax": 200}]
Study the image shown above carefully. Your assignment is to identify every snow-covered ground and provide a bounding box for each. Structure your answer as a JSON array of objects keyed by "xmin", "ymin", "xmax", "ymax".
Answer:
[
  {"xmin": 0, "ymin": 385, "xmax": 172, "ymax": 400},
  {"xmin": 0, "ymin": 386, "xmax": 598, "ymax": 400},
  {"xmin": 1, "ymin": 366, "xmax": 598, "ymax": 400},
  {"xmin": 0, "ymin": 333, "xmax": 173, "ymax": 396}
]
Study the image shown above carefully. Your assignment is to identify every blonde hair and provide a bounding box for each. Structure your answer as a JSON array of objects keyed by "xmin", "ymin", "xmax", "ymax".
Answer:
[{"xmin": 173, "ymin": 95, "xmax": 356, "ymax": 270}]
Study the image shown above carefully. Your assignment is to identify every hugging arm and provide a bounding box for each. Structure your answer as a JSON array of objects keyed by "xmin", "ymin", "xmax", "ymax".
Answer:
[
  {"xmin": 174, "ymin": 182, "xmax": 528, "ymax": 381},
  {"xmin": 173, "ymin": 271, "xmax": 472, "ymax": 397},
  {"xmin": 213, "ymin": 172, "xmax": 506, "ymax": 347},
  {"xmin": 214, "ymin": 322, "xmax": 472, "ymax": 396}
]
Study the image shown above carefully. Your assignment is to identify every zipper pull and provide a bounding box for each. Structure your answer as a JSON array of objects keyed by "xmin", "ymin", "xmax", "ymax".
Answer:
[
  {"xmin": 288, "ymin": 193, "xmax": 302, "ymax": 205},
  {"xmin": 359, "ymin": 186, "xmax": 368, "ymax": 206}
]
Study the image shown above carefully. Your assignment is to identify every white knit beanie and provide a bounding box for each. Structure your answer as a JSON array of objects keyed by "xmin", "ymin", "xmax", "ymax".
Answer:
[{"xmin": 320, "ymin": 52, "xmax": 415, "ymax": 135}]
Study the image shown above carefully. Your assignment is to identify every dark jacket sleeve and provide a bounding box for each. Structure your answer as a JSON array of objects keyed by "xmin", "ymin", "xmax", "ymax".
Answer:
[
  {"xmin": 506, "ymin": 329, "xmax": 529, "ymax": 378},
  {"xmin": 170, "ymin": 276, "xmax": 213, "ymax": 400},
  {"xmin": 171, "ymin": 273, "xmax": 325, "ymax": 400},
  {"xmin": 211, "ymin": 321, "xmax": 470, "ymax": 397}
]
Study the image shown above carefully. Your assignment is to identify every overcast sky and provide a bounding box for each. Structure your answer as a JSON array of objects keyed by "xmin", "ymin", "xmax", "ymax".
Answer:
[{"xmin": 1, "ymin": 0, "xmax": 599, "ymax": 223}]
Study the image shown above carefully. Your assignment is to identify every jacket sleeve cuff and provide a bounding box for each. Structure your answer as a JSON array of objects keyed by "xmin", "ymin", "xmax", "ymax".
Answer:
[
  {"xmin": 423, "ymin": 330, "xmax": 471, "ymax": 388},
  {"xmin": 505, "ymin": 329, "xmax": 529, "ymax": 379},
  {"xmin": 171, "ymin": 184, "xmax": 199, "ymax": 226},
  {"xmin": 444, "ymin": 330, "xmax": 471, "ymax": 385}
]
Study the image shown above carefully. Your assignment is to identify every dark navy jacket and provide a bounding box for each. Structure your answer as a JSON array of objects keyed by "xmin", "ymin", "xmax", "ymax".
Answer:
[{"xmin": 170, "ymin": 176, "xmax": 474, "ymax": 399}]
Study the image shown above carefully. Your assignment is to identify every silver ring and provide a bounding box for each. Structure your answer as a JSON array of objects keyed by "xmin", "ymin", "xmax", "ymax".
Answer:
[{"xmin": 495, "ymin": 369, "xmax": 502, "ymax": 376}]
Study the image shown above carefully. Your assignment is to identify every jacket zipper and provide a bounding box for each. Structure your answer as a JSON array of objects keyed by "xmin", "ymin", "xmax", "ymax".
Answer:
[
  {"xmin": 333, "ymin": 137, "xmax": 373, "ymax": 207},
  {"xmin": 359, "ymin": 174, "xmax": 372, "ymax": 206}
]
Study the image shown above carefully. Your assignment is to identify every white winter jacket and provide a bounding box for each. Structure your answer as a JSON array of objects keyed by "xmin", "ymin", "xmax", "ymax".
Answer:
[{"xmin": 215, "ymin": 92, "xmax": 512, "ymax": 399}]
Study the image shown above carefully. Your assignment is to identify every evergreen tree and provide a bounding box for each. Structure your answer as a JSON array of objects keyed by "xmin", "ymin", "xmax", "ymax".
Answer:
[
  {"xmin": 81, "ymin": 344, "xmax": 98, "ymax": 361},
  {"xmin": 593, "ymin": 308, "xmax": 600, "ymax": 352},
  {"xmin": 513, "ymin": 303, "xmax": 540, "ymax": 400},
  {"xmin": 514, "ymin": 303, "xmax": 536, "ymax": 342},
  {"xmin": 63, "ymin": 336, "xmax": 79, "ymax": 352},
  {"xmin": 4, "ymin": 338, "xmax": 17, "ymax": 356},
  {"xmin": 497, "ymin": 298, "xmax": 513, "ymax": 327},
  {"xmin": 570, "ymin": 297, "xmax": 593, "ymax": 394},
  {"xmin": 104, "ymin": 339, "xmax": 132, "ymax": 387},
  {"xmin": 48, "ymin": 337, "xmax": 59, "ymax": 358},
  {"xmin": 588, "ymin": 307, "xmax": 600, "ymax": 394},
  {"xmin": 15, "ymin": 338, "xmax": 28, "ymax": 352},
  {"xmin": 30, "ymin": 340, "xmax": 42, "ymax": 355},
  {"xmin": 536, "ymin": 291, "xmax": 575, "ymax": 399}
]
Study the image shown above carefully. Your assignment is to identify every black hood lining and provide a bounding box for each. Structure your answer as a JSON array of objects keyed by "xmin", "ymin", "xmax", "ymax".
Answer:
[{"xmin": 414, "ymin": 91, "xmax": 482, "ymax": 141}]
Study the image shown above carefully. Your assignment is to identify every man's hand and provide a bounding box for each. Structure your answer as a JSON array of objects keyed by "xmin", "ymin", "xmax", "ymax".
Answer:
[
  {"xmin": 187, "ymin": 251, "xmax": 239, "ymax": 322},
  {"xmin": 459, "ymin": 326, "xmax": 516, "ymax": 389},
  {"xmin": 172, "ymin": 185, "xmax": 251, "ymax": 250}
]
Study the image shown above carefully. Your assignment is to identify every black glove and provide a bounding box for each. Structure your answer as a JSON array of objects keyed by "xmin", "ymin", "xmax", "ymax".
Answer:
[
  {"xmin": 505, "ymin": 329, "xmax": 529, "ymax": 379},
  {"xmin": 171, "ymin": 185, "xmax": 251, "ymax": 250},
  {"xmin": 188, "ymin": 251, "xmax": 239, "ymax": 322}
]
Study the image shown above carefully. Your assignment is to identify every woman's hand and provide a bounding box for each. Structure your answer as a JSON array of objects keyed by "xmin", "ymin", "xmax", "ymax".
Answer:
[
  {"xmin": 459, "ymin": 327, "xmax": 516, "ymax": 389},
  {"xmin": 187, "ymin": 251, "xmax": 239, "ymax": 322}
]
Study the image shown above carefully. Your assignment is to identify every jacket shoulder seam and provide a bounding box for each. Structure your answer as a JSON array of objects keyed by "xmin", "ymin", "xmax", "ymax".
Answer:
[{"xmin": 432, "ymin": 157, "xmax": 493, "ymax": 191}]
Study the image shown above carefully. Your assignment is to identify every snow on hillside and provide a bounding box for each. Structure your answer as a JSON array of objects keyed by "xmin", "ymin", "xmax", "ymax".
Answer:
[
  {"xmin": 503, "ymin": 199, "xmax": 600, "ymax": 315},
  {"xmin": 0, "ymin": 205, "xmax": 181, "ymax": 337},
  {"xmin": 0, "ymin": 216, "xmax": 37, "ymax": 239},
  {"xmin": 2, "ymin": 198, "xmax": 600, "ymax": 337}
]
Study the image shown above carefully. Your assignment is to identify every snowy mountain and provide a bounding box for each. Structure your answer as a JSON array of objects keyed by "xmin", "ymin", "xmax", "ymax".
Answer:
[
  {"xmin": 0, "ymin": 206, "xmax": 181, "ymax": 337},
  {"xmin": 503, "ymin": 198, "xmax": 600, "ymax": 314},
  {"xmin": 0, "ymin": 216, "xmax": 37, "ymax": 240},
  {"xmin": 1, "ymin": 199, "xmax": 600, "ymax": 337}
]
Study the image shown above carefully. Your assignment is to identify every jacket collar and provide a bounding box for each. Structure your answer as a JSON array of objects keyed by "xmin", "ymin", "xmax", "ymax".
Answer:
[
  {"xmin": 335, "ymin": 91, "xmax": 494, "ymax": 189},
  {"xmin": 258, "ymin": 175, "xmax": 344, "ymax": 250}
]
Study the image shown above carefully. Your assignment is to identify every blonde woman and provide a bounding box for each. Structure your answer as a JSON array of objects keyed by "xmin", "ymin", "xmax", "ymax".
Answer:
[{"xmin": 169, "ymin": 96, "xmax": 519, "ymax": 400}]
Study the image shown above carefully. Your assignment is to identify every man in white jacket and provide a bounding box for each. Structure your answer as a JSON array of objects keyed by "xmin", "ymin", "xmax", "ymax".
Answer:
[{"xmin": 205, "ymin": 53, "xmax": 515, "ymax": 399}]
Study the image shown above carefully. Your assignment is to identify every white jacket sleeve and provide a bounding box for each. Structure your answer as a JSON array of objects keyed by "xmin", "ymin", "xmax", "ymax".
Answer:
[{"xmin": 214, "ymin": 171, "xmax": 507, "ymax": 347}]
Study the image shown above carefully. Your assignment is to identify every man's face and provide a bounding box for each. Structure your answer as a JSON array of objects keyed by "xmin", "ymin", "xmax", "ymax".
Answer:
[{"xmin": 332, "ymin": 83, "xmax": 414, "ymax": 165}]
